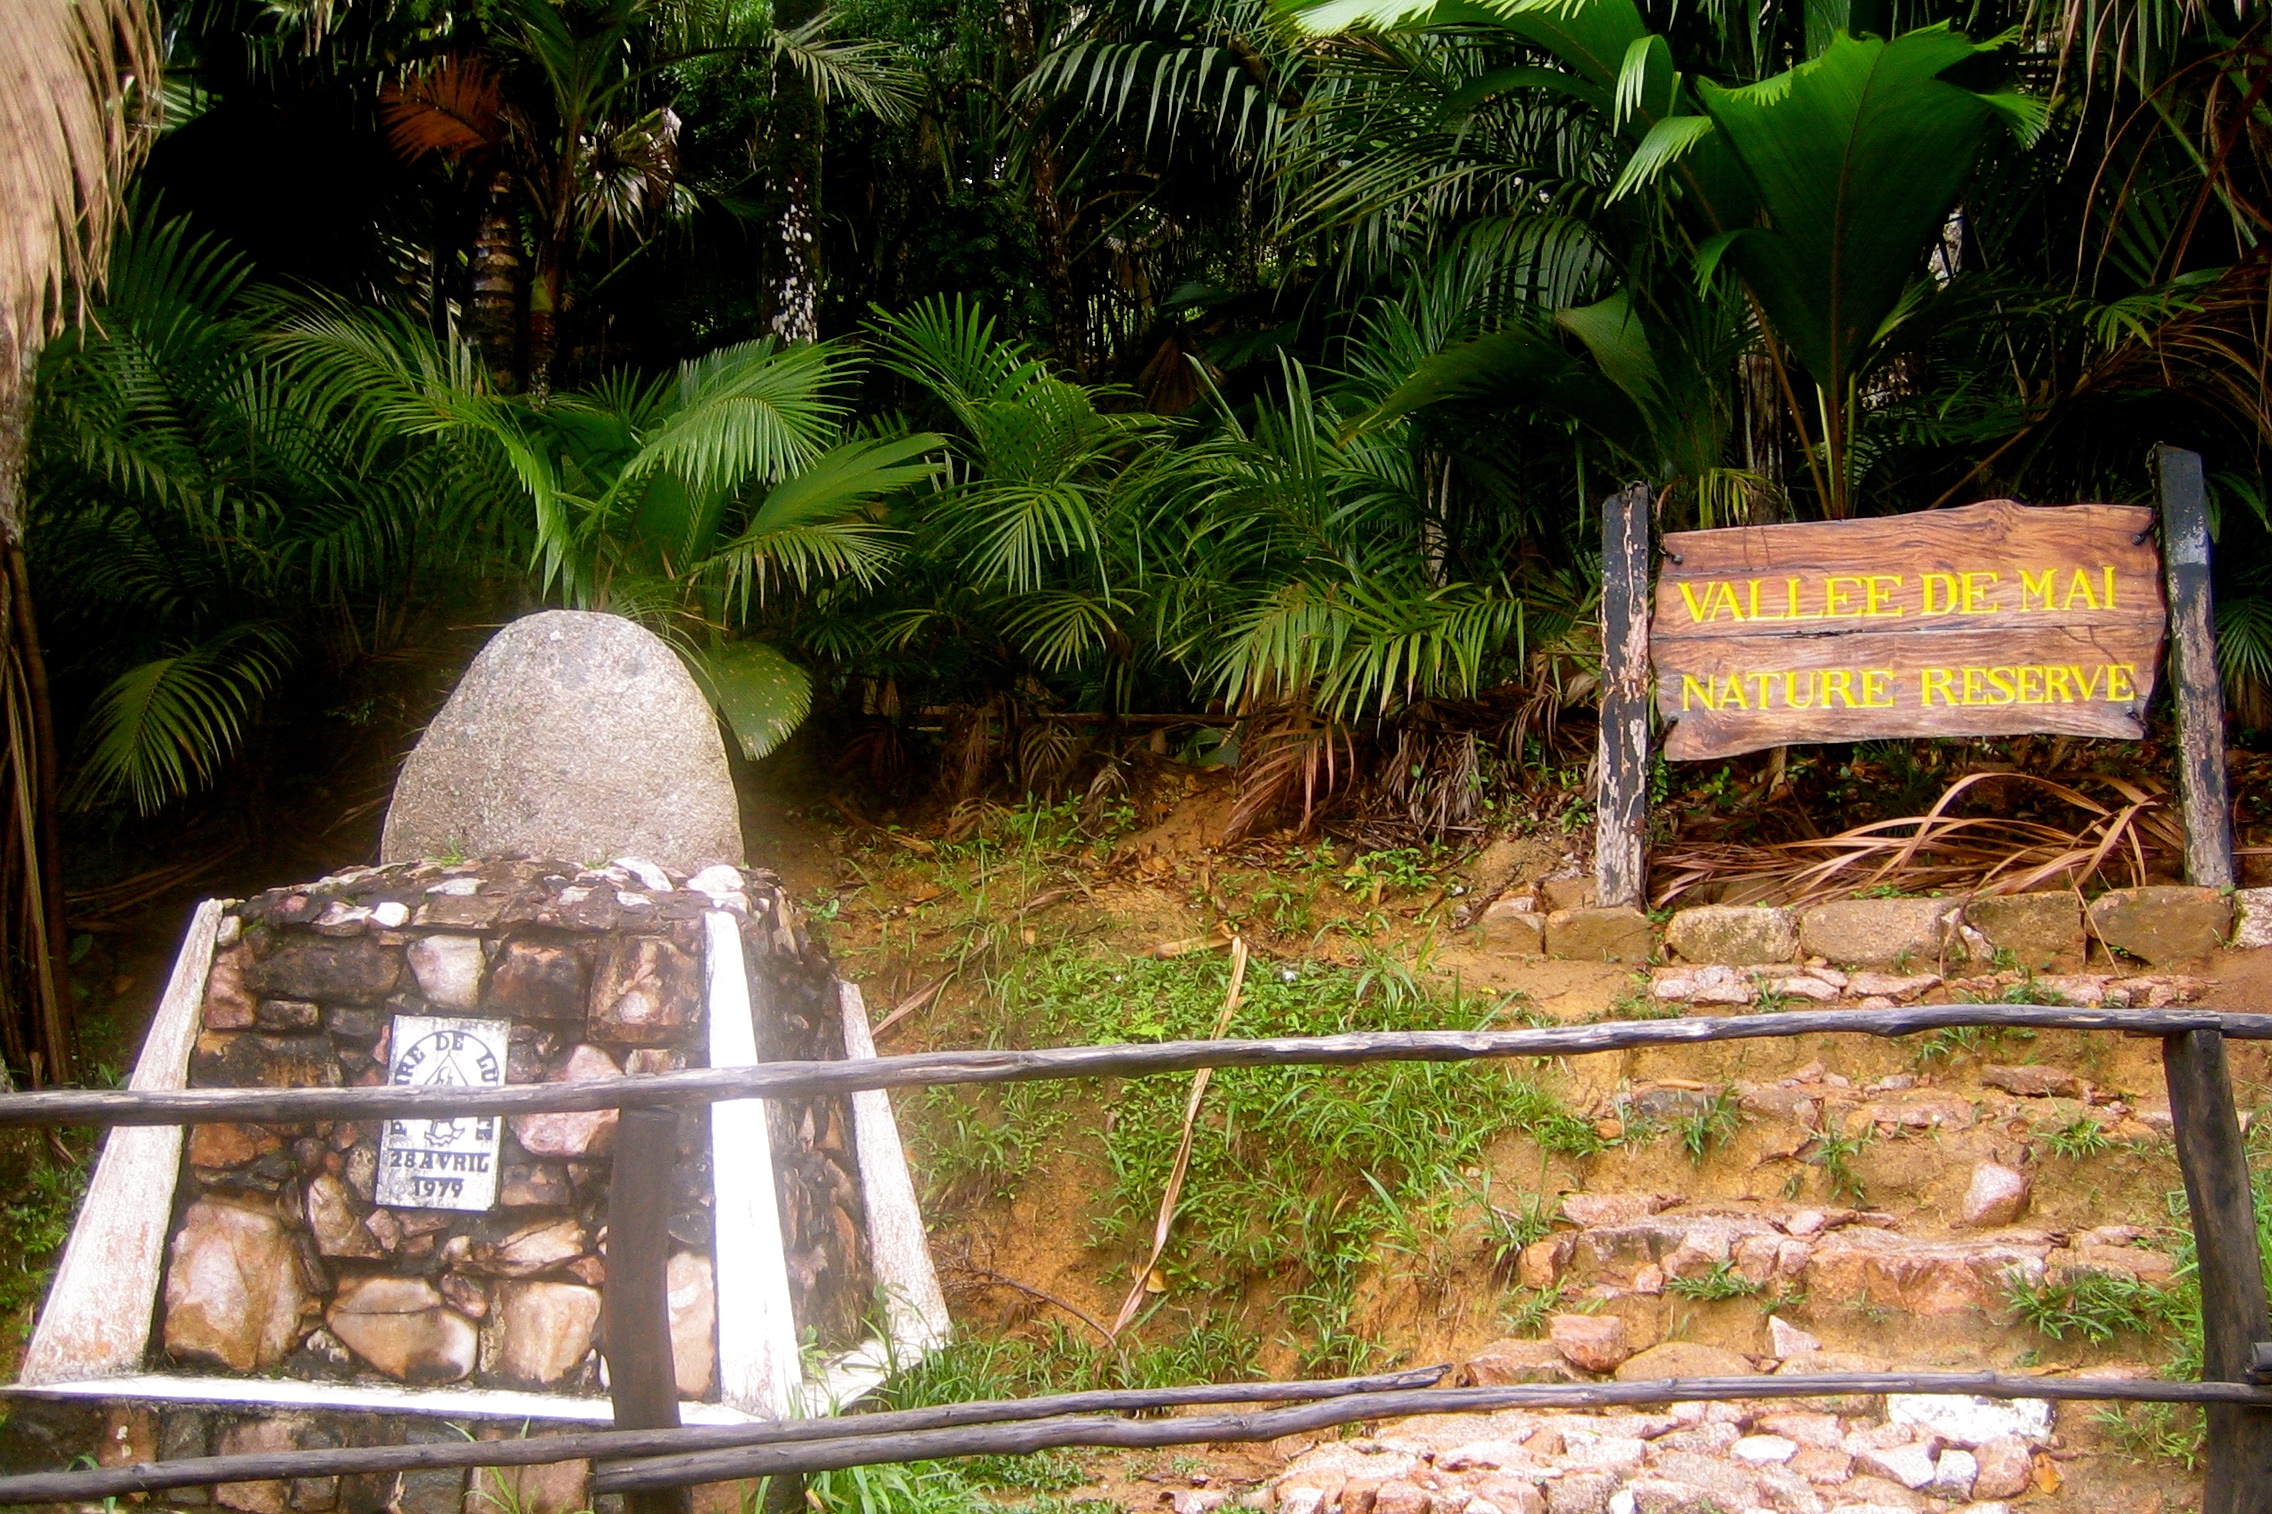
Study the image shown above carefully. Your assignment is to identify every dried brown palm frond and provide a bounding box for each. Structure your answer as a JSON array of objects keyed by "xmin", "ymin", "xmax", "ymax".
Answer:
[
  {"xmin": 0, "ymin": 0, "xmax": 157, "ymax": 1086},
  {"xmin": 1227, "ymin": 700, "xmax": 1351, "ymax": 842},
  {"xmin": 1652, "ymin": 772, "xmax": 2184, "ymax": 909},
  {"xmin": 0, "ymin": 0, "xmax": 158, "ymax": 390}
]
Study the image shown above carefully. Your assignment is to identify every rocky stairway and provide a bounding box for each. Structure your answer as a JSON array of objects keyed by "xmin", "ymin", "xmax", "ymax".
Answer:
[{"xmin": 1234, "ymin": 1032, "xmax": 2208, "ymax": 1514}]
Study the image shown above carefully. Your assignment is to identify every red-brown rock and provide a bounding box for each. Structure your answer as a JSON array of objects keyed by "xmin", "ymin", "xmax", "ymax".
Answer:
[
  {"xmin": 589, "ymin": 938, "xmax": 700, "ymax": 1044},
  {"xmin": 667, "ymin": 1250, "xmax": 717, "ymax": 1398},
  {"xmin": 204, "ymin": 945, "xmax": 259, "ymax": 1030},
  {"xmin": 489, "ymin": 938, "xmax": 591, "ymax": 1021},
  {"xmin": 1548, "ymin": 1313, "xmax": 1632, "ymax": 1374},
  {"xmin": 509, "ymin": 1045, "xmax": 622, "ymax": 1156},
  {"xmin": 326, "ymin": 1276, "xmax": 478, "ymax": 1382},
  {"xmin": 163, "ymin": 1199, "xmax": 311, "ymax": 1372},
  {"xmin": 1969, "ymin": 1436, "xmax": 2033, "ymax": 1499},
  {"xmin": 494, "ymin": 1280, "xmax": 602, "ymax": 1385}
]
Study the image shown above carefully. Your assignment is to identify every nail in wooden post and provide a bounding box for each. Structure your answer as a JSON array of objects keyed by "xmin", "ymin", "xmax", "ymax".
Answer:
[
  {"xmin": 608, "ymin": 1104, "xmax": 693, "ymax": 1514},
  {"xmin": 2163, "ymin": 1028, "xmax": 2272, "ymax": 1512},
  {"xmin": 1596, "ymin": 482, "xmax": 1654, "ymax": 910},
  {"xmin": 2156, "ymin": 444, "xmax": 2236, "ymax": 888}
]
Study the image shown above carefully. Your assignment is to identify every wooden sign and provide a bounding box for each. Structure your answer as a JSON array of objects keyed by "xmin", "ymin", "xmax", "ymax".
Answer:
[{"xmin": 1653, "ymin": 500, "xmax": 2166, "ymax": 761}]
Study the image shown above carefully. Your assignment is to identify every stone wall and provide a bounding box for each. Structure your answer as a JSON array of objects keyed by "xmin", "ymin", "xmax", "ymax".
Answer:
[{"xmin": 162, "ymin": 856, "xmax": 870, "ymax": 1397}]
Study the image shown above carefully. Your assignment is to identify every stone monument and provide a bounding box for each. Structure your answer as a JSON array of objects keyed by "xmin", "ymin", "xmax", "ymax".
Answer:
[{"xmin": 381, "ymin": 611, "xmax": 745, "ymax": 873}]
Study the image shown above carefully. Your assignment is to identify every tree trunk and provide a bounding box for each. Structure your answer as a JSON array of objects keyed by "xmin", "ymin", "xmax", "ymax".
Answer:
[
  {"xmin": 767, "ymin": 0, "xmax": 826, "ymax": 343},
  {"xmin": 526, "ymin": 251, "xmax": 563, "ymax": 401},
  {"xmin": 468, "ymin": 170, "xmax": 524, "ymax": 392},
  {"xmin": 1024, "ymin": 136, "xmax": 1087, "ymax": 374},
  {"xmin": 0, "ymin": 330, "xmax": 73, "ymax": 1086},
  {"xmin": 1001, "ymin": 0, "xmax": 1086, "ymax": 373}
]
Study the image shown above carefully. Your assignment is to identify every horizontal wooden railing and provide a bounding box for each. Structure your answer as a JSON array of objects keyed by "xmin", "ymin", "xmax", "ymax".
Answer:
[{"xmin": 1, "ymin": 1006, "xmax": 2268, "ymax": 1513}]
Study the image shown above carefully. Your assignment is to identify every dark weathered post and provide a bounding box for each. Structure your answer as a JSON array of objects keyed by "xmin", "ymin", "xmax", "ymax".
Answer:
[
  {"xmin": 1596, "ymin": 482, "xmax": 1653, "ymax": 910},
  {"xmin": 2156, "ymin": 444, "xmax": 2236, "ymax": 888},
  {"xmin": 2163, "ymin": 1029, "xmax": 2272, "ymax": 1511},
  {"xmin": 608, "ymin": 1105, "xmax": 693, "ymax": 1514}
]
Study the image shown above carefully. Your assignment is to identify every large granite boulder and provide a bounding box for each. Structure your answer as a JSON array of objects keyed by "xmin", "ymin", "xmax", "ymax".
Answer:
[{"xmin": 381, "ymin": 612, "xmax": 743, "ymax": 873}]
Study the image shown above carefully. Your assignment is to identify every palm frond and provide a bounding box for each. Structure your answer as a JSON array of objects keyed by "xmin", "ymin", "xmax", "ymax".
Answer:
[
  {"xmin": 0, "ymin": 0, "xmax": 159, "ymax": 368},
  {"xmin": 71, "ymin": 626, "xmax": 288, "ymax": 815}
]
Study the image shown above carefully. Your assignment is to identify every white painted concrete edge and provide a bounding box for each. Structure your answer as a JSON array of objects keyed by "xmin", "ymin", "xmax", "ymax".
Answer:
[
  {"xmin": 703, "ymin": 910, "xmax": 806, "ymax": 1419},
  {"xmin": 20, "ymin": 900, "xmax": 223, "ymax": 1384}
]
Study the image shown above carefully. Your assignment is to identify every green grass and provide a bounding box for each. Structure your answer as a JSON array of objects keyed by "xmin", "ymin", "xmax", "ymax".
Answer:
[
  {"xmin": 2004, "ymin": 1267, "xmax": 2192, "ymax": 1344},
  {"xmin": 1666, "ymin": 1260, "xmax": 1764, "ymax": 1301},
  {"xmin": 1806, "ymin": 1126, "xmax": 1870, "ymax": 1203},
  {"xmin": 2041, "ymin": 1115, "xmax": 2113, "ymax": 1161},
  {"xmin": 0, "ymin": 1138, "xmax": 90, "ymax": 1353},
  {"xmin": 1678, "ymin": 1090, "xmax": 1742, "ymax": 1164},
  {"xmin": 902, "ymin": 944, "xmax": 1606, "ymax": 1378}
]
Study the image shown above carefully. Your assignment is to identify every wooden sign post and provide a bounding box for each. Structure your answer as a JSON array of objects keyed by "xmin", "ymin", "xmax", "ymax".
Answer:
[
  {"xmin": 1651, "ymin": 499, "xmax": 2167, "ymax": 759},
  {"xmin": 1595, "ymin": 483, "xmax": 1654, "ymax": 909},
  {"xmin": 2156, "ymin": 445, "xmax": 2237, "ymax": 887},
  {"xmin": 1588, "ymin": 459, "xmax": 2240, "ymax": 906}
]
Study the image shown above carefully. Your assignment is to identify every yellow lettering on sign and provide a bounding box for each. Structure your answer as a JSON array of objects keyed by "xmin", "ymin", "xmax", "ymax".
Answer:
[
  {"xmin": 1718, "ymin": 674, "xmax": 1749, "ymax": 709},
  {"xmin": 1823, "ymin": 576, "xmax": 1862, "ymax": 617},
  {"xmin": 1823, "ymin": 670, "xmax": 1858, "ymax": 707},
  {"xmin": 1783, "ymin": 671, "xmax": 1818, "ymax": 709},
  {"xmin": 2064, "ymin": 568, "xmax": 2100, "ymax": 610},
  {"xmin": 1921, "ymin": 573, "xmax": 1958, "ymax": 615},
  {"xmin": 1862, "ymin": 670, "xmax": 1895, "ymax": 707},
  {"xmin": 2044, "ymin": 666, "xmax": 2075, "ymax": 702},
  {"xmin": 1962, "ymin": 572, "xmax": 2001, "ymax": 614},
  {"xmin": 1866, "ymin": 576, "xmax": 1904, "ymax": 617},
  {"xmin": 2108, "ymin": 664, "xmax": 2136, "ymax": 701},
  {"xmin": 2020, "ymin": 568, "xmax": 2056, "ymax": 610},
  {"xmin": 1922, "ymin": 668, "xmax": 1956, "ymax": 705},
  {"xmin": 1678, "ymin": 584, "xmax": 1713, "ymax": 625},
  {"xmin": 1680, "ymin": 674, "xmax": 1715, "ymax": 711}
]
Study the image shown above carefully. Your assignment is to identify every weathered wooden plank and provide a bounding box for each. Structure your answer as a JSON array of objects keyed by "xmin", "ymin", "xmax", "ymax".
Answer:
[
  {"xmin": 2157, "ymin": 445, "xmax": 2237, "ymax": 888},
  {"xmin": 10, "ymin": 1367, "xmax": 2262, "ymax": 1505},
  {"xmin": 13, "ymin": 1007, "xmax": 2272, "ymax": 1126},
  {"xmin": 1653, "ymin": 500, "xmax": 2167, "ymax": 759},
  {"xmin": 1596, "ymin": 482, "xmax": 1653, "ymax": 907},
  {"xmin": 594, "ymin": 1369, "xmax": 2272, "ymax": 1491},
  {"xmin": 2163, "ymin": 1029, "xmax": 2272, "ymax": 1512},
  {"xmin": 701, "ymin": 911, "xmax": 804, "ymax": 1417},
  {"xmin": 18, "ymin": 900, "xmax": 222, "ymax": 1383},
  {"xmin": 607, "ymin": 1104, "xmax": 691, "ymax": 1514}
]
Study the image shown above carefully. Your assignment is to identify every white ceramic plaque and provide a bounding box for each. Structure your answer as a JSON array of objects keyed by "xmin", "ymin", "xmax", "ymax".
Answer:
[{"xmin": 377, "ymin": 1015, "xmax": 509, "ymax": 1210}]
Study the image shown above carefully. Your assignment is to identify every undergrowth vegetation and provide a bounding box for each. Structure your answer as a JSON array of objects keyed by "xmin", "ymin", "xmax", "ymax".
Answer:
[{"xmin": 909, "ymin": 945, "xmax": 1584, "ymax": 1375}]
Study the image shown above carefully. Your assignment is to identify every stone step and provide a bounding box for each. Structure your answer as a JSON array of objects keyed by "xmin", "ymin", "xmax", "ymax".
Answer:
[{"xmin": 1266, "ymin": 1392, "xmax": 2058, "ymax": 1514}]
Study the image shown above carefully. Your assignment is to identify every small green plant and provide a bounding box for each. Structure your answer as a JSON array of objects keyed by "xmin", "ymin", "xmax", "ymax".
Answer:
[
  {"xmin": 1476, "ymin": 1190, "xmax": 1556, "ymax": 1276},
  {"xmin": 1255, "ymin": 874, "xmax": 1313, "ymax": 933},
  {"xmin": 2042, "ymin": 1115, "xmax": 2113, "ymax": 1161},
  {"xmin": 1500, "ymin": 1281, "xmax": 1568, "ymax": 1336},
  {"xmin": 1666, "ymin": 1259, "xmax": 1764, "ymax": 1301},
  {"xmin": 1678, "ymin": 1089, "xmax": 1742, "ymax": 1164},
  {"xmin": 1339, "ymin": 848, "xmax": 1438, "ymax": 902},
  {"xmin": 1530, "ymin": 1110, "xmax": 1612, "ymax": 1157},
  {"xmin": 1806, "ymin": 1126, "xmax": 1870, "ymax": 1203},
  {"xmin": 2094, "ymin": 1401, "xmax": 2204, "ymax": 1469},
  {"xmin": 2007, "ymin": 1268, "xmax": 2192, "ymax": 1344}
]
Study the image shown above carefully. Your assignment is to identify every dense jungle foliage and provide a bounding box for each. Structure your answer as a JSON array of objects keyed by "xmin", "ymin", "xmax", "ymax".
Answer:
[{"xmin": 14, "ymin": 0, "xmax": 2272, "ymax": 1079}]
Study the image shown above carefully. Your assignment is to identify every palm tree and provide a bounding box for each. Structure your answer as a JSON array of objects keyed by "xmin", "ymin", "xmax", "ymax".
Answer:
[
  {"xmin": 0, "ymin": 0, "xmax": 159, "ymax": 1084},
  {"xmin": 274, "ymin": 306, "xmax": 941, "ymax": 760}
]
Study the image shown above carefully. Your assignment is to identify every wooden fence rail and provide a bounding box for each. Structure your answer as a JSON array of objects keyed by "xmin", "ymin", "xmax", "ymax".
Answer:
[
  {"xmin": 2, "ymin": 1006, "xmax": 2269, "ymax": 1510},
  {"xmin": 6, "ymin": 1004, "xmax": 2272, "ymax": 1127}
]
